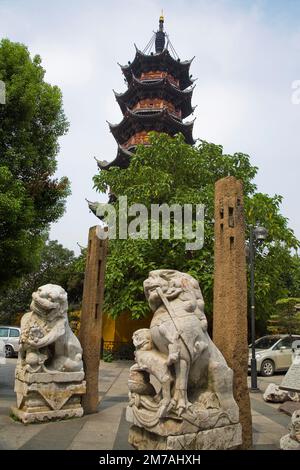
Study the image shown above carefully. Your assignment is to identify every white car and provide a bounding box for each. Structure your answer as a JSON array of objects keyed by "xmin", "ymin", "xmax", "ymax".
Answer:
[
  {"xmin": 248, "ymin": 334, "xmax": 300, "ymax": 376},
  {"xmin": 0, "ymin": 326, "xmax": 21, "ymax": 358},
  {"xmin": 0, "ymin": 339, "xmax": 6, "ymax": 364}
]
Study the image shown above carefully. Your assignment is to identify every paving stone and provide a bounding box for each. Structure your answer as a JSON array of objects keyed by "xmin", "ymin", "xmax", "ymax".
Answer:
[{"xmin": 19, "ymin": 418, "xmax": 88, "ymax": 450}]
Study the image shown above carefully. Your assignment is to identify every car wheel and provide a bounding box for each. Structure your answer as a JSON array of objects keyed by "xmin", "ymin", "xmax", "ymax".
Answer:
[
  {"xmin": 5, "ymin": 345, "xmax": 14, "ymax": 358},
  {"xmin": 261, "ymin": 359, "xmax": 275, "ymax": 377}
]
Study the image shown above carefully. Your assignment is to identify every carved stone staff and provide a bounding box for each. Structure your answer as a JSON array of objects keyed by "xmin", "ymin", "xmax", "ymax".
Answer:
[{"xmin": 156, "ymin": 287, "xmax": 192, "ymax": 363}]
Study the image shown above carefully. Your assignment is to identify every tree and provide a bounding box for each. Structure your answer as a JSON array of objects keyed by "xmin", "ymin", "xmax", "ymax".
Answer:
[
  {"xmin": 0, "ymin": 240, "xmax": 84, "ymax": 325},
  {"xmin": 268, "ymin": 298, "xmax": 300, "ymax": 335},
  {"xmin": 93, "ymin": 133, "xmax": 300, "ymax": 333},
  {"xmin": 0, "ymin": 39, "xmax": 70, "ymax": 290}
]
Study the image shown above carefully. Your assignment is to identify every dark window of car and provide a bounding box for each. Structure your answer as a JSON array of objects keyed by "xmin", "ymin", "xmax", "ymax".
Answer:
[
  {"xmin": 9, "ymin": 329, "xmax": 20, "ymax": 338},
  {"xmin": 274, "ymin": 336, "xmax": 298, "ymax": 350},
  {"xmin": 0, "ymin": 328, "xmax": 9, "ymax": 338},
  {"xmin": 254, "ymin": 337, "xmax": 280, "ymax": 349},
  {"xmin": 292, "ymin": 337, "xmax": 300, "ymax": 350}
]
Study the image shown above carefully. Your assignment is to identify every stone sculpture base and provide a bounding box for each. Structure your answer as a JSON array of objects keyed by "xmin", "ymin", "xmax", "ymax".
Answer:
[
  {"xmin": 280, "ymin": 409, "xmax": 300, "ymax": 450},
  {"xmin": 11, "ymin": 369, "xmax": 86, "ymax": 424},
  {"xmin": 280, "ymin": 434, "xmax": 300, "ymax": 450},
  {"xmin": 128, "ymin": 423, "xmax": 242, "ymax": 450}
]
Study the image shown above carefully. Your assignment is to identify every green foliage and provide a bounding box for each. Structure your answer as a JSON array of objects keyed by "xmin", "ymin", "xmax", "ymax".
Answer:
[
  {"xmin": 0, "ymin": 240, "xmax": 84, "ymax": 324},
  {"xmin": 0, "ymin": 39, "xmax": 70, "ymax": 290},
  {"xmin": 93, "ymin": 133, "xmax": 300, "ymax": 331},
  {"xmin": 268, "ymin": 297, "xmax": 300, "ymax": 335},
  {"xmin": 68, "ymin": 309, "xmax": 81, "ymax": 336},
  {"xmin": 102, "ymin": 350, "xmax": 114, "ymax": 363}
]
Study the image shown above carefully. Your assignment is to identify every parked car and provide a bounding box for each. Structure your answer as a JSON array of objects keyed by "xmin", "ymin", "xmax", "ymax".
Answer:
[
  {"xmin": 0, "ymin": 339, "xmax": 6, "ymax": 364},
  {"xmin": 0, "ymin": 326, "xmax": 21, "ymax": 358},
  {"xmin": 248, "ymin": 334, "xmax": 300, "ymax": 376}
]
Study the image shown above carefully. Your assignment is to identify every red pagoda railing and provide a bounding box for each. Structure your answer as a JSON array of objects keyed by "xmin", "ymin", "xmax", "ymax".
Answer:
[
  {"xmin": 139, "ymin": 71, "xmax": 179, "ymax": 87},
  {"xmin": 132, "ymin": 99, "xmax": 181, "ymax": 118}
]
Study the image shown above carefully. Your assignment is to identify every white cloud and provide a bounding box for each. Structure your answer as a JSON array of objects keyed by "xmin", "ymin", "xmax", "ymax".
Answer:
[{"xmin": 1, "ymin": 0, "xmax": 300, "ymax": 252}]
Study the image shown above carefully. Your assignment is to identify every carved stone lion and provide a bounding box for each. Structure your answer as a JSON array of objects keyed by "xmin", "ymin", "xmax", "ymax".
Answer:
[
  {"xmin": 18, "ymin": 284, "xmax": 83, "ymax": 373},
  {"xmin": 127, "ymin": 270, "xmax": 241, "ymax": 448},
  {"xmin": 12, "ymin": 284, "xmax": 86, "ymax": 424},
  {"xmin": 144, "ymin": 269, "xmax": 226, "ymax": 414}
]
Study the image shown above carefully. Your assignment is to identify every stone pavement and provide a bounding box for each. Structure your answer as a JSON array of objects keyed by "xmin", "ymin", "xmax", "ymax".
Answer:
[
  {"xmin": 0, "ymin": 359, "xmax": 291, "ymax": 450},
  {"xmin": 0, "ymin": 359, "xmax": 131, "ymax": 450},
  {"xmin": 250, "ymin": 374, "xmax": 291, "ymax": 450}
]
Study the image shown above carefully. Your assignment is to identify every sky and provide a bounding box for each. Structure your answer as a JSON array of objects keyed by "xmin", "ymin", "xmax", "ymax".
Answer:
[{"xmin": 1, "ymin": 0, "xmax": 300, "ymax": 254}]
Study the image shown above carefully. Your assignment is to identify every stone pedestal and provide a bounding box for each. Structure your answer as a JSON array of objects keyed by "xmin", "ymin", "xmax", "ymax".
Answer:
[
  {"xmin": 12, "ymin": 369, "xmax": 86, "ymax": 424},
  {"xmin": 279, "ymin": 354, "xmax": 300, "ymax": 449},
  {"xmin": 280, "ymin": 433, "xmax": 300, "ymax": 450},
  {"xmin": 280, "ymin": 410, "xmax": 300, "ymax": 450},
  {"xmin": 127, "ymin": 386, "xmax": 242, "ymax": 450},
  {"xmin": 128, "ymin": 424, "xmax": 242, "ymax": 450}
]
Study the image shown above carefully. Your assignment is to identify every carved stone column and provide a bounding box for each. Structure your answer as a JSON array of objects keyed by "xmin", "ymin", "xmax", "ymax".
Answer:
[
  {"xmin": 213, "ymin": 176, "xmax": 252, "ymax": 449},
  {"xmin": 79, "ymin": 226, "xmax": 108, "ymax": 414}
]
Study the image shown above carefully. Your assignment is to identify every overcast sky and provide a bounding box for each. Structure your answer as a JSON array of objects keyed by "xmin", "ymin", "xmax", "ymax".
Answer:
[{"xmin": 1, "ymin": 0, "xmax": 300, "ymax": 253}]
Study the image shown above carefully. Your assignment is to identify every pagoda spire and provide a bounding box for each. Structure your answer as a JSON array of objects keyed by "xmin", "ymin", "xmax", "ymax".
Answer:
[
  {"xmin": 95, "ymin": 16, "xmax": 196, "ymax": 171},
  {"xmin": 155, "ymin": 12, "xmax": 165, "ymax": 53}
]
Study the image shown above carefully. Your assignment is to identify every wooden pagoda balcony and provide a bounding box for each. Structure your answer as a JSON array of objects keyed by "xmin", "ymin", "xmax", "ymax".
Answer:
[
  {"xmin": 131, "ymin": 99, "xmax": 181, "ymax": 119},
  {"xmin": 140, "ymin": 70, "xmax": 179, "ymax": 87}
]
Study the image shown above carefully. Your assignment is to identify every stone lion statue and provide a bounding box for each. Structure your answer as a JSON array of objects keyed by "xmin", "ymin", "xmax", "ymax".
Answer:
[
  {"xmin": 127, "ymin": 269, "xmax": 240, "ymax": 436},
  {"xmin": 18, "ymin": 284, "xmax": 83, "ymax": 373}
]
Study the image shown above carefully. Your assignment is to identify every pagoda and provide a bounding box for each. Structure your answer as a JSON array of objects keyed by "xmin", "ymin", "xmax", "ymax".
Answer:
[
  {"xmin": 88, "ymin": 16, "xmax": 196, "ymax": 359},
  {"xmin": 95, "ymin": 14, "xmax": 196, "ymax": 171}
]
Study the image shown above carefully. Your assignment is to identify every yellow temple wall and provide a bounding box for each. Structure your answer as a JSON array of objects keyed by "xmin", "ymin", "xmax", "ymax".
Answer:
[{"xmin": 102, "ymin": 312, "xmax": 151, "ymax": 344}]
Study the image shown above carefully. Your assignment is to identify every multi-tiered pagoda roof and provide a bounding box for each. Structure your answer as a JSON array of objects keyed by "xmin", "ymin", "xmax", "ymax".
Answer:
[
  {"xmin": 96, "ymin": 15, "xmax": 196, "ymax": 171},
  {"xmin": 120, "ymin": 47, "xmax": 195, "ymax": 90}
]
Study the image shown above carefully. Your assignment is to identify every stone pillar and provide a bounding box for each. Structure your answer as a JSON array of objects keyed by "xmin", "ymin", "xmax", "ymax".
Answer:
[
  {"xmin": 213, "ymin": 176, "xmax": 252, "ymax": 449},
  {"xmin": 79, "ymin": 226, "xmax": 108, "ymax": 414}
]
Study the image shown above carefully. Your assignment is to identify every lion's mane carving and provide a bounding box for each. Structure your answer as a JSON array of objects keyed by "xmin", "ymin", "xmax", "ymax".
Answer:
[{"xmin": 18, "ymin": 284, "xmax": 83, "ymax": 373}]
